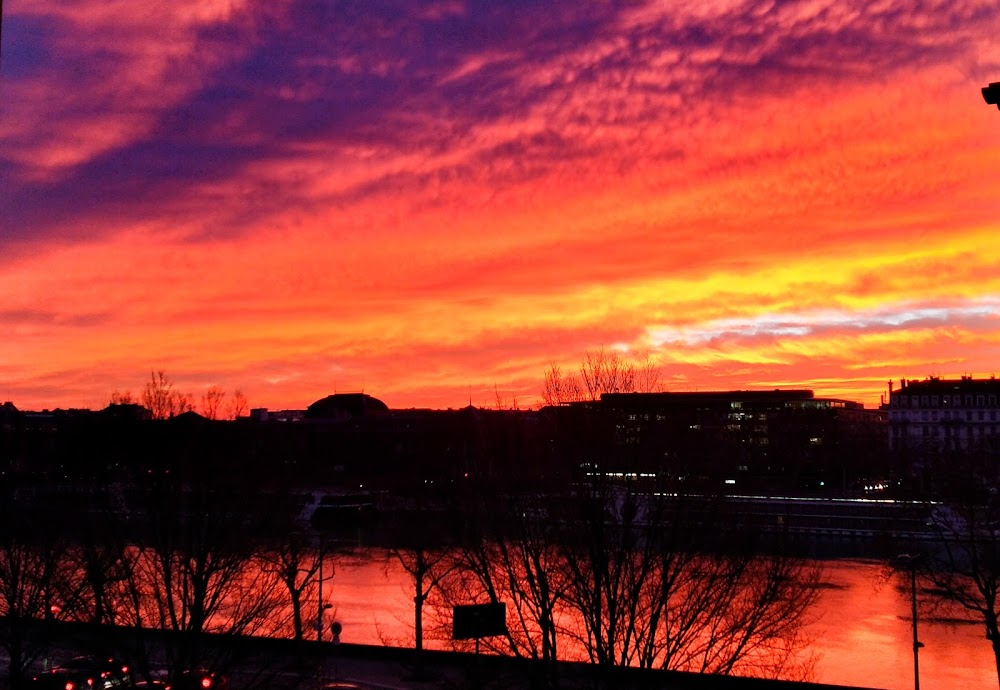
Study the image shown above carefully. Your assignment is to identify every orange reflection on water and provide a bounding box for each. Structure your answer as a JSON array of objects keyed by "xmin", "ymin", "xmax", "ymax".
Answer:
[{"xmin": 324, "ymin": 553, "xmax": 997, "ymax": 688}]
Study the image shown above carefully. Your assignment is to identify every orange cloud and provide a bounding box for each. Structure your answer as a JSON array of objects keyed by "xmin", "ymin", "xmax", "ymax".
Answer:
[{"xmin": 2, "ymin": 0, "xmax": 1000, "ymax": 412}]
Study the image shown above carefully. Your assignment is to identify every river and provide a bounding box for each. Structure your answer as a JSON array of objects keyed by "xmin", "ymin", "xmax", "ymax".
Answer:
[{"xmin": 321, "ymin": 551, "xmax": 996, "ymax": 689}]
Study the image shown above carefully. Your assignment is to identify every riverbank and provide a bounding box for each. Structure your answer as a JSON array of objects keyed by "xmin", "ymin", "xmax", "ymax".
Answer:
[{"xmin": 6, "ymin": 619, "xmax": 883, "ymax": 690}]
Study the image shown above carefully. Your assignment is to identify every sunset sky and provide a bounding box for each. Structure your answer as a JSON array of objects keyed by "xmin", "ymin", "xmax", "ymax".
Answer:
[{"xmin": 2, "ymin": 0, "xmax": 1000, "ymax": 412}]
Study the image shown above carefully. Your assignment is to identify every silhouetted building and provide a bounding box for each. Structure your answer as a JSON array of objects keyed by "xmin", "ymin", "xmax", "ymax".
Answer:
[
  {"xmin": 99, "ymin": 402, "xmax": 152, "ymax": 421},
  {"xmin": 554, "ymin": 390, "xmax": 886, "ymax": 494},
  {"xmin": 305, "ymin": 393, "xmax": 390, "ymax": 421},
  {"xmin": 3, "ymin": 387, "xmax": 888, "ymax": 498},
  {"xmin": 1, "ymin": 401, "xmax": 22, "ymax": 431},
  {"xmin": 888, "ymin": 376, "xmax": 1000, "ymax": 454}
]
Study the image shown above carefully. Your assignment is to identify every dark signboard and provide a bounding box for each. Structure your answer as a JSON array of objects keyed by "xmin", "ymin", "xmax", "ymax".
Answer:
[{"xmin": 452, "ymin": 602, "xmax": 507, "ymax": 640}]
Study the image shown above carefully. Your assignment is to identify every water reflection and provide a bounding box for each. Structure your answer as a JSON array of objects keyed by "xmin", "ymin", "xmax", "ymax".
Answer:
[
  {"xmin": 324, "ymin": 551, "xmax": 995, "ymax": 689},
  {"xmin": 808, "ymin": 559, "xmax": 994, "ymax": 689}
]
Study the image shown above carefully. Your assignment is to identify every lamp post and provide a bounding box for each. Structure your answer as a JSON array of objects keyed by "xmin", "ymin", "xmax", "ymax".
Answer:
[
  {"xmin": 897, "ymin": 553, "xmax": 924, "ymax": 690},
  {"xmin": 317, "ymin": 535, "xmax": 332, "ymax": 642}
]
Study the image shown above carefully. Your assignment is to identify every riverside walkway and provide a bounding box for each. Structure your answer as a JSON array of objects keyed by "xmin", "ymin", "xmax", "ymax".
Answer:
[{"xmin": 10, "ymin": 621, "xmax": 884, "ymax": 690}]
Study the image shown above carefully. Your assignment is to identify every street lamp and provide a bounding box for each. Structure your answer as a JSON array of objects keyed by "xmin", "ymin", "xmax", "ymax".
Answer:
[
  {"xmin": 983, "ymin": 82, "xmax": 1000, "ymax": 110},
  {"xmin": 317, "ymin": 535, "xmax": 332, "ymax": 642},
  {"xmin": 897, "ymin": 554, "xmax": 924, "ymax": 690}
]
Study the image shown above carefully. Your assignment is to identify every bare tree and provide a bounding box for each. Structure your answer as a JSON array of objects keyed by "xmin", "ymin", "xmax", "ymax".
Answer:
[
  {"xmin": 448, "ymin": 491, "xmax": 566, "ymax": 687},
  {"xmin": 142, "ymin": 371, "xmax": 193, "ymax": 419},
  {"xmin": 542, "ymin": 351, "xmax": 662, "ymax": 406},
  {"xmin": 200, "ymin": 387, "xmax": 227, "ymax": 421},
  {"xmin": 579, "ymin": 349, "xmax": 637, "ymax": 400},
  {"xmin": 256, "ymin": 532, "xmax": 322, "ymax": 643},
  {"xmin": 542, "ymin": 363, "xmax": 582, "ymax": 406},
  {"xmin": 67, "ymin": 490, "xmax": 133, "ymax": 627},
  {"xmin": 226, "ymin": 388, "xmax": 249, "ymax": 420},
  {"xmin": 391, "ymin": 546, "xmax": 455, "ymax": 653},
  {"xmin": 112, "ymin": 468, "xmax": 286, "ymax": 680},
  {"xmin": 919, "ymin": 450, "xmax": 1000, "ymax": 688},
  {"xmin": 382, "ymin": 487, "xmax": 458, "ymax": 654},
  {"xmin": 557, "ymin": 480, "xmax": 819, "ymax": 678},
  {"xmin": 493, "ymin": 384, "xmax": 520, "ymax": 411},
  {"xmin": 109, "ymin": 389, "xmax": 136, "ymax": 405},
  {"xmin": 0, "ymin": 518, "xmax": 84, "ymax": 690},
  {"xmin": 633, "ymin": 354, "xmax": 661, "ymax": 394}
]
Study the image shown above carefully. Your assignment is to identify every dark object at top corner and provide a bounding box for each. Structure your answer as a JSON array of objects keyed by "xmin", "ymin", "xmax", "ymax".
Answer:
[{"xmin": 983, "ymin": 81, "xmax": 1000, "ymax": 109}]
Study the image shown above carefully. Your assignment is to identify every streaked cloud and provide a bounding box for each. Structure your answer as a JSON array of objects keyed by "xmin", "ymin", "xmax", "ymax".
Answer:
[{"xmin": 2, "ymin": 0, "xmax": 999, "ymax": 410}]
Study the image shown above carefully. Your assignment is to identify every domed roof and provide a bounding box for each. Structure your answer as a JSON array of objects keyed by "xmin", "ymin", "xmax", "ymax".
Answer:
[{"xmin": 305, "ymin": 393, "xmax": 389, "ymax": 420}]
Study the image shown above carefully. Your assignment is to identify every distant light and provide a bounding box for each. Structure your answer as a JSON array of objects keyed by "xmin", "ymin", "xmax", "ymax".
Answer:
[
  {"xmin": 201, "ymin": 677, "xmax": 212, "ymax": 689},
  {"xmin": 725, "ymin": 479, "xmax": 736, "ymax": 485}
]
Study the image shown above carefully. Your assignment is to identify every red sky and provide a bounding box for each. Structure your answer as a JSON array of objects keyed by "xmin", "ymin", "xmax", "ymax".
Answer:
[{"xmin": 2, "ymin": 0, "xmax": 1000, "ymax": 411}]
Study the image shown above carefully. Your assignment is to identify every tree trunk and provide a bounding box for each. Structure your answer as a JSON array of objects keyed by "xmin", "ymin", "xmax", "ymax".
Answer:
[
  {"xmin": 291, "ymin": 594, "xmax": 303, "ymax": 641},
  {"xmin": 414, "ymin": 588, "xmax": 424, "ymax": 651}
]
